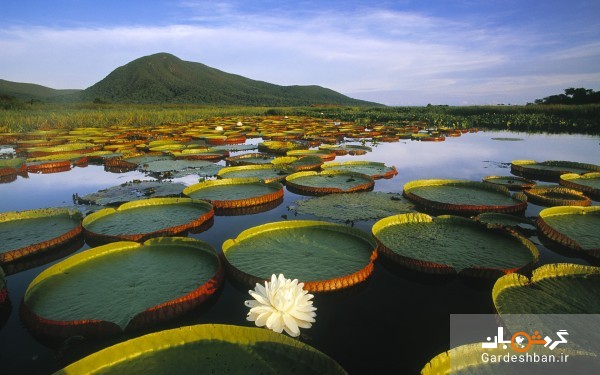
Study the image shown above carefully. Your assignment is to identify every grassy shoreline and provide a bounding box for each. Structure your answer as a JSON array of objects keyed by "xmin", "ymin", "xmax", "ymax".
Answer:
[{"xmin": 1, "ymin": 103, "xmax": 599, "ymax": 134}]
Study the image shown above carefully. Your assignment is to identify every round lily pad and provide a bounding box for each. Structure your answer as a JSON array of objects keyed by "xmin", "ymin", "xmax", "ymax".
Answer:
[
  {"xmin": 217, "ymin": 165, "xmax": 292, "ymax": 183},
  {"xmin": 403, "ymin": 179, "xmax": 527, "ymax": 215},
  {"xmin": 321, "ymin": 161, "xmax": 398, "ymax": 179},
  {"xmin": 76, "ymin": 180, "xmax": 186, "ymax": 206},
  {"xmin": 511, "ymin": 160, "xmax": 600, "ymax": 181},
  {"xmin": 142, "ymin": 159, "xmax": 222, "ymax": 179},
  {"xmin": 271, "ymin": 156, "xmax": 324, "ymax": 171},
  {"xmin": 536, "ymin": 206, "xmax": 600, "ymax": 260},
  {"xmin": 55, "ymin": 324, "xmax": 347, "ymax": 374},
  {"xmin": 372, "ymin": 213, "xmax": 538, "ymax": 277},
  {"xmin": 286, "ymin": 170, "xmax": 375, "ymax": 196},
  {"xmin": 560, "ymin": 172, "xmax": 600, "ymax": 200},
  {"xmin": 21, "ymin": 237, "xmax": 224, "ymax": 338},
  {"xmin": 286, "ymin": 149, "xmax": 336, "ymax": 161},
  {"xmin": 222, "ymin": 220, "xmax": 377, "ymax": 292},
  {"xmin": 291, "ymin": 192, "xmax": 415, "ymax": 222},
  {"xmin": 473, "ymin": 212, "xmax": 536, "ymax": 235},
  {"xmin": 258, "ymin": 141, "xmax": 307, "ymax": 154},
  {"xmin": 482, "ymin": 175, "xmax": 536, "ymax": 190},
  {"xmin": 493, "ymin": 263, "xmax": 600, "ymax": 314},
  {"xmin": 225, "ymin": 153, "xmax": 276, "ymax": 166},
  {"xmin": 183, "ymin": 178, "xmax": 284, "ymax": 209},
  {"xmin": 83, "ymin": 198, "xmax": 214, "ymax": 243},
  {"xmin": 523, "ymin": 186, "xmax": 591, "ymax": 207},
  {"xmin": 0, "ymin": 208, "xmax": 83, "ymax": 264}
]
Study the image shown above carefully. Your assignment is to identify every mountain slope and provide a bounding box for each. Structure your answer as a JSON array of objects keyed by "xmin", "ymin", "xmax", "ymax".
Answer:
[
  {"xmin": 80, "ymin": 53, "xmax": 379, "ymax": 106},
  {"xmin": 0, "ymin": 79, "xmax": 80, "ymax": 102}
]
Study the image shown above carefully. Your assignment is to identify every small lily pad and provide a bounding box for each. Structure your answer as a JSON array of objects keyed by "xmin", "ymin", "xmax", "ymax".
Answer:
[{"xmin": 321, "ymin": 161, "xmax": 398, "ymax": 179}]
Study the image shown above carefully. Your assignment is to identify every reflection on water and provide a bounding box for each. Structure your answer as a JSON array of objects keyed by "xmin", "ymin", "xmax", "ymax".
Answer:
[{"xmin": 0, "ymin": 130, "xmax": 598, "ymax": 374}]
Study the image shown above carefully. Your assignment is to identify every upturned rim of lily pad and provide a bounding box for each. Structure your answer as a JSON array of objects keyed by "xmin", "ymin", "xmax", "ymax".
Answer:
[
  {"xmin": 222, "ymin": 220, "xmax": 378, "ymax": 292},
  {"xmin": 403, "ymin": 179, "xmax": 528, "ymax": 215},
  {"xmin": 372, "ymin": 212, "xmax": 539, "ymax": 278},
  {"xmin": 183, "ymin": 178, "xmax": 284, "ymax": 209},
  {"xmin": 482, "ymin": 175, "xmax": 536, "ymax": 190},
  {"xmin": 216, "ymin": 164, "xmax": 292, "ymax": 183},
  {"xmin": 0, "ymin": 208, "xmax": 83, "ymax": 264},
  {"xmin": 285, "ymin": 170, "xmax": 375, "ymax": 196},
  {"xmin": 321, "ymin": 160, "xmax": 398, "ymax": 180},
  {"xmin": 559, "ymin": 172, "xmax": 600, "ymax": 199},
  {"xmin": 511, "ymin": 159, "xmax": 600, "ymax": 181},
  {"xmin": 524, "ymin": 186, "xmax": 591, "ymax": 207},
  {"xmin": 54, "ymin": 324, "xmax": 348, "ymax": 375},
  {"xmin": 20, "ymin": 237, "xmax": 224, "ymax": 338},
  {"xmin": 536, "ymin": 206, "xmax": 600, "ymax": 259},
  {"xmin": 82, "ymin": 198, "xmax": 214, "ymax": 243}
]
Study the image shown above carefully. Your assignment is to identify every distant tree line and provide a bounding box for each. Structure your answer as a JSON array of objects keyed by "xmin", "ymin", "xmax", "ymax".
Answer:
[{"xmin": 533, "ymin": 87, "xmax": 600, "ymax": 105}]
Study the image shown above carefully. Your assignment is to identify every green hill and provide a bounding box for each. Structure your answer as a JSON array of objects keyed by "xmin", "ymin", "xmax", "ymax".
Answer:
[
  {"xmin": 0, "ymin": 79, "xmax": 80, "ymax": 102},
  {"xmin": 80, "ymin": 53, "xmax": 379, "ymax": 106}
]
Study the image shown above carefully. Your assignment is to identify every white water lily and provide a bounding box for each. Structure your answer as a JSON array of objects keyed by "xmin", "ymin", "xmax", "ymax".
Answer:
[{"xmin": 245, "ymin": 274, "xmax": 317, "ymax": 337}]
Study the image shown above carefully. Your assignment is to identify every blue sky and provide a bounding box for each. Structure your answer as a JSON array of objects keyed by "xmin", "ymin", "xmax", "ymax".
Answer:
[{"xmin": 1, "ymin": 0, "xmax": 599, "ymax": 105}]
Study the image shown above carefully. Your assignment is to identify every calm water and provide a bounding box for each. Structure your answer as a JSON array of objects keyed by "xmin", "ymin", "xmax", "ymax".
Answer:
[{"xmin": 0, "ymin": 130, "xmax": 598, "ymax": 374}]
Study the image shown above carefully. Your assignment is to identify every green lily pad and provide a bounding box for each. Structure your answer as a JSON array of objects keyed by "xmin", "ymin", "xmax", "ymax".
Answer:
[
  {"xmin": 217, "ymin": 165, "xmax": 292, "ymax": 183},
  {"xmin": 372, "ymin": 213, "xmax": 538, "ymax": 277},
  {"xmin": 473, "ymin": 213, "xmax": 536, "ymax": 235},
  {"xmin": 511, "ymin": 160, "xmax": 600, "ymax": 181},
  {"xmin": 183, "ymin": 178, "xmax": 284, "ymax": 209},
  {"xmin": 55, "ymin": 324, "xmax": 347, "ymax": 375},
  {"xmin": 493, "ymin": 263, "xmax": 600, "ymax": 314},
  {"xmin": 482, "ymin": 175, "xmax": 536, "ymax": 191},
  {"xmin": 83, "ymin": 198, "xmax": 214, "ymax": 243},
  {"xmin": 76, "ymin": 181, "xmax": 186, "ymax": 206},
  {"xmin": 286, "ymin": 149, "xmax": 336, "ymax": 161},
  {"xmin": 286, "ymin": 170, "xmax": 375, "ymax": 196},
  {"xmin": 142, "ymin": 159, "xmax": 222, "ymax": 178},
  {"xmin": 258, "ymin": 141, "xmax": 307, "ymax": 154},
  {"xmin": 321, "ymin": 161, "xmax": 398, "ymax": 179},
  {"xmin": 222, "ymin": 220, "xmax": 377, "ymax": 292},
  {"xmin": 560, "ymin": 172, "xmax": 600, "ymax": 200},
  {"xmin": 536, "ymin": 206, "xmax": 600, "ymax": 259},
  {"xmin": 421, "ymin": 342, "xmax": 599, "ymax": 375},
  {"xmin": 291, "ymin": 192, "xmax": 415, "ymax": 222},
  {"xmin": 21, "ymin": 237, "xmax": 224, "ymax": 337},
  {"xmin": 0, "ymin": 208, "xmax": 83, "ymax": 264},
  {"xmin": 403, "ymin": 179, "xmax": 527, "ymax": 215},
  {"xmin": 226, "ymin": 153, "xmax": 276, "ymax": 166},
  {"xmin": 271, "ymin": 156, "xmax": 323, "ymax": 171}
]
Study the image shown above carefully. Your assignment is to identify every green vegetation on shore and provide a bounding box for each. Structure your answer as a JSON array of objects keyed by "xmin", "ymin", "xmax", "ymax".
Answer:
[{"xmin": 1, "ymin": 102, "xmax": 598, "ymax": 134}]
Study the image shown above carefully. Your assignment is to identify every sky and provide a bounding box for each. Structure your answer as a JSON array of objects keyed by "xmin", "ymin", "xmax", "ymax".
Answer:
[{"xmin": 1, "ymin": 0, "xmax": 599, "ymax": 105}]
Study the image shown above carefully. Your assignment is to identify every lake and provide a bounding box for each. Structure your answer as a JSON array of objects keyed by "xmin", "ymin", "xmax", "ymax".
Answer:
[{"xmin": 0, "ymin": 129, "xmax": 598, "ymax": 374}]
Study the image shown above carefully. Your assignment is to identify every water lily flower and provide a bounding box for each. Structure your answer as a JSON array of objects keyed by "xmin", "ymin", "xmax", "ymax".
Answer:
[{"xmin": 245, "ymin": 274, "xmax": 317, "ymax": 337}]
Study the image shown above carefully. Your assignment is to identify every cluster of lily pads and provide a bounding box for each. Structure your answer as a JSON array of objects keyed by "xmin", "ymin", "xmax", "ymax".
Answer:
[{"xmin": 1, "ymin": 116, "xmax": 599, "ymax": 373}]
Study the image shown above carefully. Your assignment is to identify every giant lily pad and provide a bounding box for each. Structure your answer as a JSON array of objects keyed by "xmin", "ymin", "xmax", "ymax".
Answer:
[
  {"xmin": 286, "ymin": 170, "xmax": 375, "ymax": 196},
  {"xmin": 372, "ymin": 213, "xmax": 538, "ymax": 277},
  {"xmin": 421, "ymin": 342, "xmax": 599, "ymax": 375},
  {"xmin": 403, "ymin": 179, "xmax": 527, "ymax": 215},
  {"xmin": 55, "ymin": 324, "xmax": 347, "ymax": 374},
  {"xmin": 291, "ymin": 192, "xmax": 415, "ymax": 222},
  {"xmin": 258, "ymin": 141, "xmax": 307, "ymax": 154},
  {"xmin": 225, "ymin": 153, "xmax": 276, "ymax": 166},
  {"xmin": 183, "ymin": 178, "xmax": 284, "ymax": 209},
  {"xmin": 482, "ymin": 175, "xmax": 536, "ymax": 191},
  {"xmin": 493, "ymin": 263, "xmax": 600, "ymax": 314},
  {"xmin": 560, "ymin": 172, "xmax": 600, "ymax": 200},
  {"xmin": 473, "ymin": 212, "xmax": 536, "ymax": 236},
  {"xmin": 21, "ymin": 237, "xmax": 224, "ymax": 338},
  {"xmin": 76, "ymin": 180, "xmax": 185, "ymax": 206},
  {"xmin": 142, "ymin": 159, "xmax": 222, "ymax": 179},
  {"xmin": 217, "ymin": 165, "xmax": 292, "ymax": 183},
  {"xmin": 523, "ymin": 186, "xmax": 591, "ymax": 207},
  {"xmin": 222, "ymin": 220, "xmax": 377, "ymax": 292},
  {"xmin": 286, "ymin": 149, "xmax": 336, "ymax": 161},
  {"xmin": 511, "ymin": 160, "xmax": 600, "ymax": 181},
  {"xmin": 271, "ymin": 156, "xmax": 323, "ymax": 172},
  {"xmin": 536, "ymin": 206, "xmax": 600, "ymax": 260},
  {"xmin": 321, "ymin": 161, "xmax": 398, "ymax": 180},
  {"xmin": 83, "ymin": 198, "xmax": 214, "ymax": 243},
  {"xmin": 0, "ymin": 208, "xmax": 82, "ymax": 264}
]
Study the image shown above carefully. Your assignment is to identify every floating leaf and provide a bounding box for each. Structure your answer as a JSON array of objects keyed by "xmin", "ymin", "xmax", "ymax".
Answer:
[
  {"xmin": 321, "ymin": 161, "xmax": 398, "ymax": 179},
  {"xmin": 21, "ymin": 237, "xmax": 224, "ymax": 338},
  {"xmin": 55, "ymin": 324, "xmax": 347, "ymax": 374},
  {"xmin": 372, "ymin": 213, "xmax": 538, "ymax": 277},
  {"xmin": 482, "ymin": 175, "xmax": 536, "ymax": 191},
  {"xmin": 76, "ymin": 181, "xmax": 185, "ymax": 206},
  {"xmin": 286, "ymin": 170, "xmax": 374, "ymax": 196},
  {"xmin": 524, "ymin": 186, "xmax": 591, "ymax": 207},
  {"xmin": 222, "ymin": 220, "xmax": 377, "ymax": 292},
  {"xmin": 217, "ymin": 164, "xmax": 292, "ymax": 183},
  {"xmin": 560, "ymin": 172, "xmax": 600, "ymax": 200},
  {"xmin": 142, "ymin": 159, "xmax": 222, "ymax": 178},
  {"xmin": 511, "ymin": 160, "xmax": 600, "ymax": 181},
  {"xmin": 292, "ymin": 192, "xmax": 414, "ymax": 222},
  {"xmin": 183, "ymin": 178, "xmax": 284, "ymax": 209}
]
